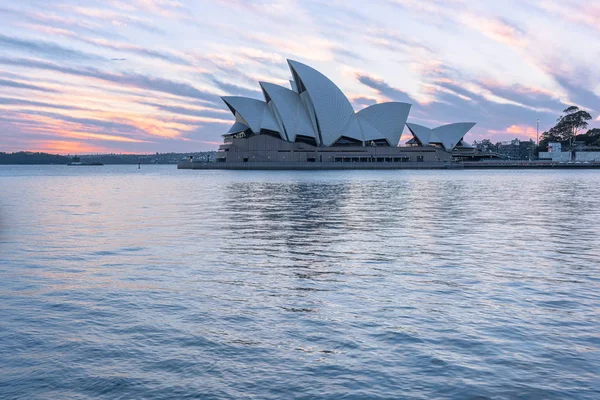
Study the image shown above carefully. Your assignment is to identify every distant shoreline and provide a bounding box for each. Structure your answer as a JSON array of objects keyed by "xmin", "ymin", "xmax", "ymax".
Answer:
[{"xmin": 0, "ymin": 151, "xmax": 215, "ymax": 165}]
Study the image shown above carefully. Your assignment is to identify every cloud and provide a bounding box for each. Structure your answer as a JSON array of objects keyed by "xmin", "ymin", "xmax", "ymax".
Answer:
[
  {"xmin": 24, "ymin": 139, "xmax": 113, "ymax": 154},
  {"xmin": 0, "ymin": 97, "xmax": 82, "ymax": 110},
  {"xmin": 62, "ymin": 131, "xmax": 150, "ymax": 143},
  {"xmin": 208, "ymin": 75, "xmax": 263, "ymax": 99},
  {"xmin": 0, "ymin": 78, "xmax": 59, "ymax": 93},
  {"xmin": 25, "ymin": 25, "xmax": 192, "ymax": 65},
  {"xmin": 538, "ymin": 0, "xmax": 600, "ymax": 33},
  {"xmin": 553, "ymin": 76, "xmax": 600, "ymax": 112},
  {"xmin": 0, "ymin": 33, "xmax": 103, "ymax": 61},
  {"xmin": 355, "ymin": 72, "xmax": 415, "ymax": 103},
  {"xmin": 353, "ymin": 71, "xmax": 565, "ymax": 143},
  {"xmin": 237, "ymin": 48, "xmax": 284, "ymax": 64},
  {"xmin": 331, "ymin": 46, "xmax": 366, "ymax": 62},
  {"xmin": 19, "ymin": 109, "xmax": 146, "ymax": 133},
  {"xmin": 350, "ymin": 96, "xmax": 378, "ymax": 110},
  {"xmin": 506, "ymin": 124, "xmax": 536, "ymax": 137},
  {"xmin": 365, "ymin": 28, "xmax": 435, "ymax": 55},
  {"xmin": 64, "ymin": 6, "xmax": 166, "ymax": 34},
  {"xmin": 0, "ymin": 7, "xmax": 126, "ymax": 40},
  {"xmin": 459, "ymin": 14, "xmax": 526, "ymax": 49},
  {"xmin": 483, "ymin": 82, "xmax": 572, "ymax": 113},
  {"xmin": 141, "ymin": 101, "xmax": 230, "ymax": 120},
  {"xmin": 388, "ymin": 1, "xmax": 527, "ymax": 49},
  {"xmin": 247, "ymin": 32, "xmax": 335, "ymax": 62},
  {"xmin": 85, "ymin": 37, "xmax": 191, "ymax": 65},
  {"xmin": 0, "ymin": 56, "xmax": 221, "ymax": 103}
]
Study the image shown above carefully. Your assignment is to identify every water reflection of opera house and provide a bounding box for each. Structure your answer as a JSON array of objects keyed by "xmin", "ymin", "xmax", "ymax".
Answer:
[{"xmin": 214, "ymin": 60, "xmax": 477, "ymax": 166}]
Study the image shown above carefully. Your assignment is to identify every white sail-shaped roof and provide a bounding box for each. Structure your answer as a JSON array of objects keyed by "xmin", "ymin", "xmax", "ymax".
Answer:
[
  {"xmin": 358, "ymin": 118, "xmax": 381, "ymax": 142},
  {"xmin": 260, "ymin": 105, "xmax": 281, "ymax": 132},
  {"xmin": 221, "ymin": 96, "xmax": 283, "ymax": 137},
  {"xmin": 219, "ymin": 60, "xmax": 476, "ymax": 148},
  {"xmin": 356, "ymin": 102, "xmax": 411, "ymax": 146},
  {"xmin": 287, "ymin": 60, "xmax": 355, "ymax": 147},
  {"xmin": 340, "ymin": 115, "xmax": 364, "ymax": 142},
  {"xmin": 434, "ymin": 122, "xmax": 476, "ymax": 150},
  {"xmin": 406, "ymin": 122, "xmax": 476, "ymax": 151},
  {"xmin": 259, "ymin": 82, "xmax": 317, "ymax": 143},
  {"xmin": 222, "ymin": 96, "xmax": 266, "ymax": 133},
  {"xmin": 227, "ymin": 121, "xmax": 249, "ymax": 134},
  {"xmin": 406, "ymin": 123, "xmax": 433, "ymax": 146}
]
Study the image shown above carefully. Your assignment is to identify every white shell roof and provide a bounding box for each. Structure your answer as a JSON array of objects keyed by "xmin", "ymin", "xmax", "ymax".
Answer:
[
  {"xmin": 435, "ymin": 122, "xmax": 476, "ymax": 150},
  {"xmin": 218, "ymin": 59, "xmax": 476, "ymax": 148},
  {"xmin": 227, "ymin": 121, "xmax": 249, "ymax": 134},
  {"xmin": 222, "ymin": 96, "xmax": 267, "ymax": 134},
  {"xmin": 340, "ymin": 115, "xmax": 363, "ymax": 142},
  {"xmin": 356, "ymin": 102, "xmax": 411, "ymax": 146},
  {"xmin": 288, "ymin": 60, "xmax": 355, "ymax": 147},
  {"xmin": 406, "ymin": 123, "xmax": 433, "ymax": 145},
  {"xmin": 259, "ymin": 82, "xmax": 317, "ymax": 142},
  {"xmin": 406, "ymin": 122, "xmax": 476, "ymax": 151},
  {"xmin": 221, "ymin": 96, "xmax": 284, "ymax": 137}
]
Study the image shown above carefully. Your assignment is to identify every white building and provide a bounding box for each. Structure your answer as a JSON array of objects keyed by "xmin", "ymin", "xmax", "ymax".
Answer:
[{"xmin": 222, "ymin": 59, "xmax": 475, "ymax": 151}]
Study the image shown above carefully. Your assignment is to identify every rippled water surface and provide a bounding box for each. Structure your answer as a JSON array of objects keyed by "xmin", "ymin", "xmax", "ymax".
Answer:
[{"xmin": 1, "ymin": 165, "xmax": 599, "ymax": 399}]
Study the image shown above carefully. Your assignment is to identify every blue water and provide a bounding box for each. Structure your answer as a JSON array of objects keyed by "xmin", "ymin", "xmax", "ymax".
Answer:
[{"xmin": 1, "ymin": 165, "xmax": 599, "ymax": 399}]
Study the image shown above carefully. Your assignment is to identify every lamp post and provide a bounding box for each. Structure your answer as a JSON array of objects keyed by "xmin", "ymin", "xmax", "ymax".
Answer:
[{"xmin": 536, "ymin": 119, "xmax": 539, "ymax": 145}]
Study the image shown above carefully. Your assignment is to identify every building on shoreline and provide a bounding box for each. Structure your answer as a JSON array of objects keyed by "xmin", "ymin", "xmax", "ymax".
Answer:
[
  {"xmin": 538, "ymin": 142, "xmax": 600, "ymax": 162},
  {"xmin": 496, "ymin": 139, "xmax": 536, "ymax": 160},
  {"xmin": 209, "ymin": 59, "xmax": 476, "ymax": 167}
]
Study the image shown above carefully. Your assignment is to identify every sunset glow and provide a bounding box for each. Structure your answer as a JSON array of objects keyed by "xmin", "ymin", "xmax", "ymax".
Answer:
[{"xmin": 1, "ymin": 0, "xmax": 598, "ymax": 154}]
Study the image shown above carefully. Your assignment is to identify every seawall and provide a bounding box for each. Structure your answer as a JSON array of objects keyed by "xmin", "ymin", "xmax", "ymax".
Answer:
[{"xmin": 178, "ymin": 161, "xmax": 600, "ymax": 170}]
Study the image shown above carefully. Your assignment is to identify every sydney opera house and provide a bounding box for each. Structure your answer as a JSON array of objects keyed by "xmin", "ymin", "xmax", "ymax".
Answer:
[{"xmin": 186, "ymin": 59, "xmax": 477, "ymax": 168}]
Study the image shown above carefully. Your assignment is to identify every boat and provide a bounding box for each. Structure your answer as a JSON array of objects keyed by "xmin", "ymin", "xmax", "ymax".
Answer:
[{"xmin": 67, "ymin": 156, "xmax": 103, "ymax": 166}]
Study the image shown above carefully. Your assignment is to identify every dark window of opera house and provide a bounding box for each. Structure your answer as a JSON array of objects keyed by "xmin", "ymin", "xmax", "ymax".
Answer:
[
  {"xmin": 295, "ymin": 135, "xmax": 318, "ymax": 147},
  {"xmin": 332, "ymin": 136, "xmax": 363, "ymax": 146}
]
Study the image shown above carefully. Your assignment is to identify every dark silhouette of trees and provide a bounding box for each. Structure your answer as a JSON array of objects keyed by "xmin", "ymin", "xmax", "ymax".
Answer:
[
  {"xmin": 0, "ymin": 152, "xmax": 70, "ymax": 164},
  {"xmin": 472, "ymin": 139, "xmax": 498, "ymax": 153},
  {"xmin": 0, "ymin": 151, "xmax": 216, "ymax": 164},
  {"xmin": 540, "ymin": 106, "xmax": 592, "ymax": 150},
  {"xmin": 578, "ymin": 128, "xmax": 600, "ymax": 146}
]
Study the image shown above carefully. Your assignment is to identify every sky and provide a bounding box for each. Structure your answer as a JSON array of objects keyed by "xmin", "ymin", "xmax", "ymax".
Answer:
[{"xmin": 0, "ymin": 0, "xmax": 599, "ymax": 154}]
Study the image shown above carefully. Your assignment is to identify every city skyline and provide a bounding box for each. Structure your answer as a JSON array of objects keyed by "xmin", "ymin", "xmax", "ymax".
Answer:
[{"xmin": 1, "ymin": 0, "xmax": 599, "ymax": 154}]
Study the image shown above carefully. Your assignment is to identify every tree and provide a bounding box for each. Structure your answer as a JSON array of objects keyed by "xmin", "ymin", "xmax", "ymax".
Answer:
[
  {"xmin": 481, "ymin": 139, "xmax": 496, "ymax": 153},
  {"xmin": 581, "ymin": 128, "xmax": 600, "ymax": 146},
  {"xmin": 473, "ymin": 139, "xmax": 497, "ymax": 153},
  {"xmin": 554, "ymin": 106, "xmax": 592, "ymax": 148},
  {"xmin": 539, "ymin": 106, "xmax": 592, "ymax": 152}
]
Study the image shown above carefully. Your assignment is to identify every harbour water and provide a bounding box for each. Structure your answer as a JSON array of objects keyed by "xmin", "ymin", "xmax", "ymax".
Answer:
[{"xmin": 1, "ymin": 165, "xmax": 599, "ymax": 399}]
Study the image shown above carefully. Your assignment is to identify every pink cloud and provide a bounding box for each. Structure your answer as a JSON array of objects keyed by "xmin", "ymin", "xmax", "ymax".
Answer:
[
  {"xmin": 539, "ymin": 0, "xmax": 600, "ymax": 32},
  {"xmin": 459, "ymin": 14, "xmax": 527, "ymax": 49},
  {"xmin": 27, "ymin": 140, "xmax": 112, "ymax": 155},
  {"xmin": 485, "ymin": 124, "xmax": 538, "ymax": 142}
]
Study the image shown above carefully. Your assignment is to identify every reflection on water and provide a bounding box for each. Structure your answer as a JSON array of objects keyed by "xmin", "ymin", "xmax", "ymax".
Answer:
[{"xmin": 1, "ymin": 165, "xmax": 599, "ymax": 399}]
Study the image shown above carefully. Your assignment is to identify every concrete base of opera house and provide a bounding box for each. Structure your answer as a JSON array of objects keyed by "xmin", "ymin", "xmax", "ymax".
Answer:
[
  {"xmin": 177, "ymin": 160, "xmax": 600, "ymax": 170},
  {"xmin": 177, "ymin": 160, "xmax": 463, "ymax": 170},
  {"xmin": 180, "ymin": 134, "xmax": 600, "ymax": 170}
]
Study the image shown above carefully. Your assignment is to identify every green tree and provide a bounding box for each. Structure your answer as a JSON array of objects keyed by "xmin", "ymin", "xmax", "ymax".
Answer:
[
  {"xmin": 480, "ymin": 139, "xmax": 497, "ymax": 152},
  {"xmin": 553, "ymin": 106, "xmax": 592, "ymax": 147},
  {"xmin": 581, "ymin": 128, "xmax": 600, "ymax": 146}
]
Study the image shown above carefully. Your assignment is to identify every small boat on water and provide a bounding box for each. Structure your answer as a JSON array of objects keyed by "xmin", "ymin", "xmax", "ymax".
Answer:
[{"xmin": 67, "ymin": 156, "xmax": 103, "ymax": 166}]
